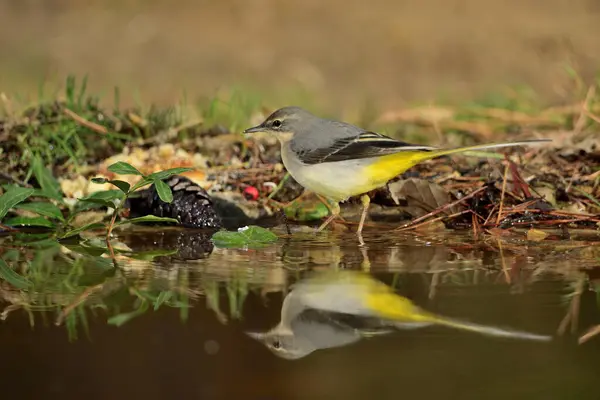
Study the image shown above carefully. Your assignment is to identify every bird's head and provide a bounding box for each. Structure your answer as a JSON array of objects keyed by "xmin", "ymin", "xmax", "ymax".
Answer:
[
  {"xmin": 243, "ymin": 106, "xmax": 316, "ymax": 143},
  {"xmin": 245, "ymin": 327, "xmax": 314, "ymax": 360}
]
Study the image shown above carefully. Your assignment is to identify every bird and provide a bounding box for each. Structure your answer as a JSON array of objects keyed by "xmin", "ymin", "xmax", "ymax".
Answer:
[
  {"xmin": 244, "ymin": 106, "xmax": 551, "ymax": 235},
  {"xmin": 247, "ymin": 269, "xmax": 551, "ymax": 359}
]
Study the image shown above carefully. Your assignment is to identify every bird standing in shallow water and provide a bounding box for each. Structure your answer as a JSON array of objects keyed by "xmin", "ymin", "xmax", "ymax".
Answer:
[{"xmin": 244, "ymin": 106, "xmax": 550, "ymax": 235}]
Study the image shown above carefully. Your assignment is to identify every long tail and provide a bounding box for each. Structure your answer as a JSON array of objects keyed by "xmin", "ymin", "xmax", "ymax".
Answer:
[
  {"xmin": 429, "ymin": 314, "xmax": 552, "ymax": 342},
  {"xmin": 419, "ymin": 139, "xmax": 551, "ymax": 162}
]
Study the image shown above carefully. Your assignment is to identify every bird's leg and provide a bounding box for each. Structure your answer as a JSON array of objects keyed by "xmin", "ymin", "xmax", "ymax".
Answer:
[
  {"xmin": 357, "ymin": 194, "xmax": 371, "ymax": 234},
  {"xmin": 266, "ymin": 190, "xmax": 311, "ymax": 209},
  {"xmin": 278, "ymin": 208, "xmax": 292, "ymax": 235},
  {"xmin": 316, "ymin": 201, "xmax": 340, "ymax": 232},
  {"xmin": 359, "ymin": 243, "xmax": 370, "ymax": 270},
  {"xmin": 268, "ymin": 192, "xmax": 345, "ymax": 221},
  {"xmin": 315, "ymin": 194, "xmax": 346, "ymax": 222}
]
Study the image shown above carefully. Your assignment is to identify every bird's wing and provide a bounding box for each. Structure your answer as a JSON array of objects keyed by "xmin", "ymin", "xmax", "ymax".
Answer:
[{"xmin": 293, "ymin": 131, "xmax": 436, "ymax": 165}]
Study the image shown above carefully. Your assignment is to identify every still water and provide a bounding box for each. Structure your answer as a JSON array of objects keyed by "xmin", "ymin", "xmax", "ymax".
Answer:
[{"xmin": 1, "ymin": 227, "xmax": 600, "ymax": 399}]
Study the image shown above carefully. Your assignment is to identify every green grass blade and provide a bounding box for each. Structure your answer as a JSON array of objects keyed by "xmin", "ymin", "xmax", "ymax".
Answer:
[
  {"xmin": 107, "ymin": 301, "xmax": 149, "ymax": 327},
  {"xmin": 573, "ymin": 188, "xmax": 600, "ymax": 209},
  {"xmin": 31, "ymin": 155, "xmax": 63, "ymax": 201},
  {"xmin": 154, "ymin": 291, "xmax": 173, "ymax": 311}
]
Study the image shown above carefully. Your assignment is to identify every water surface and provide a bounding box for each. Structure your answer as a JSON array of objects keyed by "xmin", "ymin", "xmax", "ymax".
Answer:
[{"xmin": 1, "ymin": 227, "xmax": 600, "ymax": 399}]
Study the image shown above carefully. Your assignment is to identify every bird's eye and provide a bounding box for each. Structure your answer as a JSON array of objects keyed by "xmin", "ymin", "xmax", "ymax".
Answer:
[
  {"xmin": 272, "ymin": 119, "xmax": 282, "ymax": 128},
  {"xmin": 272, "ymin": 340, "xmax": 281, "ymax": 349}
]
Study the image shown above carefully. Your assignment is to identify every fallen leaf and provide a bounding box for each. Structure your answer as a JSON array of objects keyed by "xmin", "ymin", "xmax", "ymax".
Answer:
[
  {"xmin": 526, "ymin": 228, "xmax": 549, "ymax": 242},
  {"xmin": 415, "ymin": 220, "xmax": 448, "ymax": 232},
  {"xmin": 532, "ymin": 185, "xmax": 557, "ymax": 207},
  {"xmin": 387, "ymin": 178, "xmax": 463, "ymax": 218},
  {"xmin": 330, "ymin": 220, "xmax": 350, "ymax": 233},
  {"xmin": 211, "ymin": 226, "xmax": 278, "ymax": 249},
  {"xmin": 487, "ymin": 228, "xmax": 515, "ymax": 237}
]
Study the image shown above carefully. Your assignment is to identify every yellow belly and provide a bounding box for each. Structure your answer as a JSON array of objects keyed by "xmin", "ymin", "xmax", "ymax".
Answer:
[
  {"xmin": 363, "ymin": 151, "xmax": 427, "ymax": 186},
  {"xmin": 282, "ymin": 144, "xmax": 429, "ymax": 201}
]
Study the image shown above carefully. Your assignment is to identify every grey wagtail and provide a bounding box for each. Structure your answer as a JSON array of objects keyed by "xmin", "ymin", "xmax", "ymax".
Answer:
[
  {"xmin": 247, "ymin": 270, "xmax": 551, "ymax": 359},
  {"xmin": 244, "ymin": 106, "xmax": 551, "ymax": 234}
]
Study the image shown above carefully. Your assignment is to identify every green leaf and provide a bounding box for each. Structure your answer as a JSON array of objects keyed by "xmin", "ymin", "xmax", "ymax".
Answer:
[
  {"xmin": 108, "ymin": 180, "xmax": 131, "ymax": 194},
  {"xmin": 29, "ymin": 189, "xmax": 59, "ymax": 199},
  {"xmin": 80, "ymin": 190, "xmax": 124, "ymax": 202},
  {"xmin": 0, "ymin": 259, "xmax": 32, "ymax": 289},
  {"xmin": 72, "ymin": 199, "xmax": 104, "ymax": 214},
  {"xmin": 126, "ymin": 249, "xmax": 178, "ymax": 261},
  {"xmin": 31, "ymin": 155, "xmax": 63, "ymax": 201},
  {"xmin": 107, "ymin": 162, "xmax": 143, "ymax": 176},
  {"xmin": 11, "ymin": 232, "xmax": 53, "ymax": 243},
  {"xmin": 284, "ymin": 198, "xmax": 330, "ymax": 221},
  {"xmin": 10, "ymin": 233, "xmax": 58, "ymax": 249},
  {"xmin": 0, "ymin": 186, "xmax": 35, "ymax": 220},
  {"xmin": 2, "ymin": 249, "xmax": 20, "ymax": 262},
  {"xmin": 59, "ymin": 222, "xmax": 106, "ymax": 239},
  {"xmin": 77, "ymin": 199, "xmax": 118, "ymax": 210},
  {"xmin": 148, "ymin": 167, "xmax": 193, "ymax": 181},
  {"xmin": 115, "ymin": 215, "xmax": 179, "ymax": 226},
  {"xmin": 78, "ymin": 190, "xmax": 124, "ymax": 208},
  {"xmin": 19, "ymin": 238, "xmax": 59, "ymax": 249},
  {"xmin": 107, "ymin": 301, "xmax": 149, "ymax": 327},
  {"xmin": 129, "ymin": 177, "xmax": 154, "ymax": 193},
  {"xmin": 211, "ymin": 225, "xmax": 278, "ymax": 249},
  {"xmin": 154, "ymin": 291, "xmax": 173, "ymax": 310},
  {"xmin": 4, "ymin": 216, "xmax": 55, "ymax": 228},
  {"xmin": 132, "ymin": 289, "xmax": 158, "ymax": 302},
  {"xmin": 15, "ymin": 202, "xmax": 64, "ymax": 221},
  {"xmin": 154, "ymin": 179, "xmax": 173, "ymax": 203},
  {"xmin": 61, "ymin": 243, "xmax": 107, "ymax": 257},
  {"xmin": 92, "ymin": 177, "xmax": 131, "ymax": 194}
]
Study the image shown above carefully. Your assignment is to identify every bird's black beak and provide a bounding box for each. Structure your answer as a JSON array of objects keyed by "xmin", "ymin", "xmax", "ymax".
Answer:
[{"xmin": 243, "ymin": 125, "xmax": 265, "ymax": 135}]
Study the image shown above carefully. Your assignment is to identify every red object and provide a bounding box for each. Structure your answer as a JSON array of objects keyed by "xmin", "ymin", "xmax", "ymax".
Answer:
[{"xmin": 243, "ymin": 186, "xmax": 259, "ymax": 201}]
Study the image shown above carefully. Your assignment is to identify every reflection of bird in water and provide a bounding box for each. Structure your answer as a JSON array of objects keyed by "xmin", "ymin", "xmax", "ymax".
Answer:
[
  {"xmin": 247, "ymin": 309, "xmax": 396, "ymax": 360},
  {"xmin": 248, "ymin": 270, "xmax": 552, "ymax": 359}
]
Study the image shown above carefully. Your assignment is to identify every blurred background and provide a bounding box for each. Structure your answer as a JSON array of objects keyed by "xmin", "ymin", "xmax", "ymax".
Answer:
[{"xmin": 1, "ymin": 0, "xmax": 599, "ymax": 111}]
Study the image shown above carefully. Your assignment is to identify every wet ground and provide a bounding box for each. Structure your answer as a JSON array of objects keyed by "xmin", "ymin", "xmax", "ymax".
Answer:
[{"xmin": 1, "ymin": 227, "xmax": 600, "ymax": 399}]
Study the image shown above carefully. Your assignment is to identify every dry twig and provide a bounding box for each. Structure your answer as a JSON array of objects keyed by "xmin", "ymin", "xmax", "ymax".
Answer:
[{"xmin": 63, "ymin": 108, "xmax": 108, "ymax": 134}]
